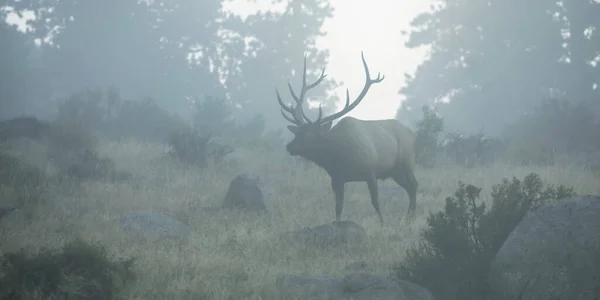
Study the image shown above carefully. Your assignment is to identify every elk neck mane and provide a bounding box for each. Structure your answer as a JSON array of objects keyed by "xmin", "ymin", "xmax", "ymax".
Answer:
[
  {"xmin": 297, "ymin": 135, "xmax": 338, "ymax": 172},
  {"xmin": 299, "ymin": 122, "xmax": 362, "ymax": 174}
]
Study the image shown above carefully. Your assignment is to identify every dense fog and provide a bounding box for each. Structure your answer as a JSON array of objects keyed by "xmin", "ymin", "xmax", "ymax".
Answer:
[{"xmin": 1, "ymin": 1, "xmax": 599, "ymax": 300}]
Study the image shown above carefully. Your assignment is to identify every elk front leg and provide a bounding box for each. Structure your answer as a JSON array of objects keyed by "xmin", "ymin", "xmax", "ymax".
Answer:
[{"xmin": 331, "ymin": 178, "xmax": 344, "ymax": 222}]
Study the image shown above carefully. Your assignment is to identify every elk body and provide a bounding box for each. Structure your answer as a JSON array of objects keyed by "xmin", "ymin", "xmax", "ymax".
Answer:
[{"xmin": 276, "ymin": 52, "xmax": 418, "ymax": 224}]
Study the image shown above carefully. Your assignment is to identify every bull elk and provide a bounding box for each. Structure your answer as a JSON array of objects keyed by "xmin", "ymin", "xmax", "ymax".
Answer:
[{"xmin": 276, "ymin": 52, "xmax": 418, "ymax": 224}]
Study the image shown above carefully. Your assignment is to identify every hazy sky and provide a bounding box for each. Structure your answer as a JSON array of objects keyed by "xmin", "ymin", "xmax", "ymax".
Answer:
[
  {"xmin": 223, "ymin": 0, "xmax": 432, "ymax": 120},
  {"xmin": 5, "ymin": 0, "xmax": 431, "ymax": 120}
]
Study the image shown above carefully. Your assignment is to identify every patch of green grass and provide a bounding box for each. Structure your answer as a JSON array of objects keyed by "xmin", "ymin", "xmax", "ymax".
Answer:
[
  {"xmin": 1, "ymin": 137, "xmax": 598, "ymax": 299},
  {"xmin": 0, "ymin": 151, "xmax": 49, "ymax": 208}
]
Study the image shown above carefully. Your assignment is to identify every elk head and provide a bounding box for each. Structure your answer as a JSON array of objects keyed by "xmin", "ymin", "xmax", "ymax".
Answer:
[{"xmin": 276, "ymin": 51, "xmax": 384, "ymax": 158}]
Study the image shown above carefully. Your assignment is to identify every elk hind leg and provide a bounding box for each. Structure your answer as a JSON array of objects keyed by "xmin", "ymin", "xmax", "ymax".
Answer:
[
  {"xmin": 331, "ymin": 178, "xmax": 345, "ymax": 222},
  {"xmin": 391, "ymin": 165, "xmax": 418, "ymax": 221},
  {"xmin": 366, "ymin": 175, "xmax": 384, "ymax": 225}
]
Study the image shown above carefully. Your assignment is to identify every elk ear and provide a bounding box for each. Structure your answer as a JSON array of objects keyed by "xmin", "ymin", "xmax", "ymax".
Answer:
[
  {"xmin": 287, "ymin": 125, "xmax": 299, "ymax": 134},
  {"xmin": 320, "ymin": 121, "xmax": 333, "ymax": 131}
]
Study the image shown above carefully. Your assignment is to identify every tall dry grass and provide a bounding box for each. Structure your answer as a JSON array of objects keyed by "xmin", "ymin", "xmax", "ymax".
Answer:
[{"xmin": 1, "ymin": 137, "xmax": 598, "ymax": 299}]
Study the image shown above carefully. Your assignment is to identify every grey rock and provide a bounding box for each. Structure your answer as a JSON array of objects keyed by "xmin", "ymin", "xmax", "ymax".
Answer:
[
  {"xmin": 222, "ymin": 173, "xmax": 267, "ymax": 212},
  {"xmin": 276, "ymin": 273, "xmax": 435, "ymax": 300},
  {"xmin": 488, "ymin": 195, "xmax": 600, "ymax": 300},
  {"xmin": 281, "ymin": 221, "xmax": 366, "ymax": 248},
  {"xmin": 120, "ymin": 211, "xmax": 189, "ymax": 238}
]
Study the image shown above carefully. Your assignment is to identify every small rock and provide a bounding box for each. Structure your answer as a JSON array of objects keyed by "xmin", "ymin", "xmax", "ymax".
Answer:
[
  {"xmin": 120, "ymin": 211, "xmax": 189, "ymax": 238},
  {"xmin": 222, "ymin": 173, "xmax": 267, "ymax": 212}
]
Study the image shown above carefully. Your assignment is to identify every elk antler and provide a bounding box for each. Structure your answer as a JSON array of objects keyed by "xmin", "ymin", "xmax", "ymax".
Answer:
[
  {"xmin": 308, "ymin": 51, "xmax": 384, "ymax": 126},
  {"xmin": 276, "ymin": 54, "xmax": 327, "ymax": 125}
]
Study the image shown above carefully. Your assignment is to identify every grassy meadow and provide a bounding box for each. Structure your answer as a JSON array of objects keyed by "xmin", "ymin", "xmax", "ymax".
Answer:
[{"xmin": 1, "ymin": 137, "xmax": 599, "ymax": 299}]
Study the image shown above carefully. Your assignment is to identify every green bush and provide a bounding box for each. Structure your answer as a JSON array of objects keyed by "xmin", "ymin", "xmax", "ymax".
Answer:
[
  {"xmin": 414, "ymin": 105, "xmax": 444, "ymax": 167},
  {"xmin": 395, "ymin": 173, "xmax": 576, "ymax": 300},
  {"xmin": 0, "ymin": 239, "xmax": 135, "ymax": 300},
  {"xmin": 0, "ymin": 116, "xmax": 50, "ymax": 142},
  {"xmin": 191, "ymin": 96, "xmax": 284, "ymax": 151},
  {"xmin": 0, "ymin": 151, "xmax": 49, "ymax": 208},
  {"xmin": 191, "ymin": 95, "xmax": 237, "ymax": 136},
  {"xmin": 168, "ymin": 127, "xmax": 212, "ymax": 167},
  {"xmin": 168, "ymin": 127, "xmax": 234, "ymax": 167},
  {"xmin": 56, "ymin": 87, "xmax": 187, "ymax": 143},
  {"xmin": 46, "ymin": 119, "xmax": 98, "ymax": 161},
  {"xmin": 442, "ymin": 132, "xmax": 506, "ymax": 167},
  {"xmin": 45, "ymin": 120, "xmax": 124, "ymax": 182}
]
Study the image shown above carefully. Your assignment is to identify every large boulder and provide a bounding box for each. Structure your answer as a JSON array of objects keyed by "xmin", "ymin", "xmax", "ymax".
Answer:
[
  {"xmin": 488, "ymin": 195, "xmax": 600, "ymax": 300},
  {"xmin": 281, "ymin": 221, "xmax": 366, "ymax": 248},
  {"xmin": 222, "ymin": 173, "xmax": 268, "ymax": 212},
  {"xmin": 276, "ymin": 273, "xmax": 435, "ymax": 300}
]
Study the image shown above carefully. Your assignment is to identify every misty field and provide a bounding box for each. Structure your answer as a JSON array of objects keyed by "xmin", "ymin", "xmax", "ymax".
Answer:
[{"xmin": 1, "ymin": 137, "xmax": 598, "ymax": 299}]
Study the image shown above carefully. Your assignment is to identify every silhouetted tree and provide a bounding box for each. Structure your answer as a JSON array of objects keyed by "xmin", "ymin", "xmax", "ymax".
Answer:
[
  {"xmin": 3, "ymin": 0, "xmax": 226, "ymax": 117},
  {"xmin": 0, "ymin": 19, "xmax": 46, "ymax": 119},
  {"xmin": 3, "ymin": 0, "xmax": 337, "ymax": 129},
  {"xmin": 396, "ymin": 0, "xmax": 599, "ymax": 134},
  {"xmin": 220, "ymin": 0, "xmax": 339, "ymax": 129}
]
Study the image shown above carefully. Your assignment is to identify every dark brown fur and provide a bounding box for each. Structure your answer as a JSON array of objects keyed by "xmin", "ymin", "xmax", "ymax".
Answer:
[{"xmin": 277, "ymin": 52, "xmax": 418, "ymax": 224}]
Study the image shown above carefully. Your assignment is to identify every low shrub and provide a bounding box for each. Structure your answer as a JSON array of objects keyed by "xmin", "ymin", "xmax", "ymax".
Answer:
[
  {"xmin": 0, "ymin": 116, "xmax": 50, "ymax": 142},
  {"xmin": 168, "ymin": 127, "xmax": 212, "ymax": 167},
  {"xmin": 414, "ymin": 105, "xmax": 444, "ymax": 167},
  {"xmin": 0, "ymin": 151, "xmax": 49, "ymax": 208},
  {"xmin": 168, "ymin": 127, "xmax": 234, "ymax": 167},
  {"xmin": 395, "ymin": 173, "xmax": 576, "ymax": 300},
  {"xmin": 0, "ymin": 239, "xmax": 136, "ymax": 300},
  {"xmin": 45, "ymin": 120, "xmax": 126, "ymax": 182},
  {"xmin": 441, "ymin": 132, "xmax": 506, "ymax": 167},
  {"xmin": 56, "ymin": 87, "xmax": 187, "ymax": 143},
  {"xmin": 191, "ymin": 95, "xmax": 237, "ymax": 137}
]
